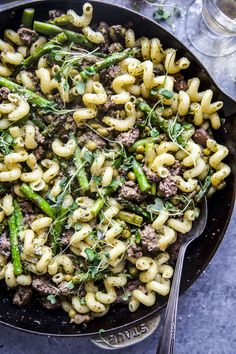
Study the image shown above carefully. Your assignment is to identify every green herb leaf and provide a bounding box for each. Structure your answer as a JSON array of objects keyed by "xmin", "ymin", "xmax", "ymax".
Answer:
[
  {"xmin": 99, "ymin": 328, "xmax": 106, "ymax": 335},
  {"xmin": 80, "ymin": 297, "xmax": 86, "ymax": 305},
  {"xmin": 85, "ymin": 248, "xmax": 97, "ymax": 262},
  {"xmin": 47, "ymin": 295, "xmax": 57, "ymax": 304},
  {"xmin": 121, "ymin": 291, "xmax": 132, "ymax": 302},
  {"xmin": 150, "ymin": 128, "xmax": 159, "ymax": 138},
  {"xmin": 74, "ymin": 223, "xmax": 82, "ymax": 231},
  {"xmin": 135, "ymin": 230, "xmax": 141, "ymax": 244},
  {"xmin": 147, "ymin": 197, "xmax": 165, "ymax": 213},
  {"xmin": 76, "ymin": 81, "xmax": 85, "ymax": 95},
  {"xmin": 66, "ymin": 281, "xmax": 75, "ymax": 290},
  {"xmin": 159, "ymin": 88, "xmax": 174, "ymax": 99},
  {"xmin": 63, "ymin": 80, "xmax": 70, "ymax": 91},
  {"xmin": 153, "ymin": 8, "xmax": 171, "ymax": 22},
  {"xmin": 82, "ymin": 149, "xmax": 93, "ymax": 165}
]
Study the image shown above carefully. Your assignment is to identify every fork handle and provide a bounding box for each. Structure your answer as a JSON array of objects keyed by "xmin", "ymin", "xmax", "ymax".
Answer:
[{"xmin": 156, "ymin": 242, "xmax": 189, "ymax": 354}]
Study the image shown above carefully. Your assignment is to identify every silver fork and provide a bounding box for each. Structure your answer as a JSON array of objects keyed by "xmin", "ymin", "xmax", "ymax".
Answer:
[{"xmin": 157, "ymin": 197, "xmax": 208, "ymax": 354}]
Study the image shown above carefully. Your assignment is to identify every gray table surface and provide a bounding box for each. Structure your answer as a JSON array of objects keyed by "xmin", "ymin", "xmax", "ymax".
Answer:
[{"xmin": 0, "ymin": 0, "xmax": 236, "ymax": 353}]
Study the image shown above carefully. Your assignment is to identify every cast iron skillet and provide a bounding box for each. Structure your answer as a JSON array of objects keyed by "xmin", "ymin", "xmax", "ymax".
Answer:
[{"xmin": 0, "ymin": 0, "xmax": 236, "ymax": 338}]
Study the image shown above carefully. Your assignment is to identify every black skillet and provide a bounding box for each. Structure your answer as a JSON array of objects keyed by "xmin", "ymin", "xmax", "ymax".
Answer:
[{"xmin": 0, "ymin": 0, "xmax": 236, "ymax": 340}]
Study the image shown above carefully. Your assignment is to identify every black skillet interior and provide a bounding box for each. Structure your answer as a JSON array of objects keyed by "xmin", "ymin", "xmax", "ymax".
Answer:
[{"xmin": 0, "ymin": 0, "xmax": 236, "ymax": 337}]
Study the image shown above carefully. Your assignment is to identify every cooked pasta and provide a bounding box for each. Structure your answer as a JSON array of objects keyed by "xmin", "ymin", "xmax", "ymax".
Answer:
[{"xmin": 0, "ymin": 3, "xmax": 230, "ymax": 327}]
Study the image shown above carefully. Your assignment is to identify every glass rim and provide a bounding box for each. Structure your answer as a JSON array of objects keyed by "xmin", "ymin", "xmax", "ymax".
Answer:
[{"xmin": 203, "ymin": 0, "xmax": 236, "ymax": 32}]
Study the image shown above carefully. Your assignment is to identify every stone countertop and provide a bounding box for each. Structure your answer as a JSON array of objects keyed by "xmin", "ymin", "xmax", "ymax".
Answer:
[{"xmin": 0, "ymin": 0, "xmax": 236, "ymax": 353}]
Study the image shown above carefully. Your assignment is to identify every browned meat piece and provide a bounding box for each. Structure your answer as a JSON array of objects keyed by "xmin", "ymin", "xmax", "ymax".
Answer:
[
  {"xmin": 193, "ymin": 128, "xmax": 210, "ymax": 147},
  {"xmin": 70, "ymin": 314, "xmax": 91, "ymax": 324},
  {"xmin": 21, "ymin": 200, "xmax": 33, "ymax": 213},
  {"xmin": 80, "ymin": 56, "xmax": 97, "ymax": 70},
  {"xmin": 159, "ymin": 176, "xmax": 178, "ymax": 198},
  {"xmin": 143, "ymin": 165, "xmax": 159, "ymax": 182},
  {"xmin": 0, "ymin": 232, "xmax": 10, "ymax": 258},
  {"xmin": 32, "ymin": 276, "xmax": 57, "ymax": 295},
  {"xmin": 108, "ymin": 42, "xmax": 124, "ymax": 54},
  {"xmin": 127, "ymin": 242, "xmax": 143, "ymax": 258},
  {"xmin": 99, "ymin": 98, "xmax": 122, "ymax": 114},
  {"xmin": 61, "ymin": 229, "xmax": 73, "ymax": 247},
  {"xmin": 100, "ymin": 65, "xmax": 122, "ymax": 86},
  {"xmin": 41, "ymin": 297, "xmax": 61, "ymax": 310},
  {"xmin": 169, "ymin": 161, "xmax": 182, "ymax": 176},
  {"xmin": 119, "ymin": 181, "xmax": 144, "ymax": 203},
  {"xmin": 168, "ymin": 234, "xmax": 182, "ymax": 265},
  {"xmin": 140, "ymin": 224, "xmax": 158, "ymax": 252},
  {"xmin": 109, "ymin": 25, "xmax": 126, "ymax": 41},
  {"xmin": 34, "ymin": 126, "xmax": 45, "ymax": 144},
  {"xmin": 18, "ymin": 28, "xmax": 38, "ymax": 45},
  {"xmin": 49, "ymin": 9, "xmax": 64, "ymax": 20},
  {"xmin": 117, "ymin": 128, "xmax": 140, "ymax": 147},
  {"xmin": 24, "ymin": 213, "xmax": 37, "ymax": 227},
  {"xmin": 97, "ymin": 21, "xmax": 110, "ymax": 52},
  {"xmin": 66, "ymin": 115, "xmax": 77, "ymax": 132},
  {"xmin": 116, "ymin": 279, "xmax": 141, "ymax": 304},
  {"xmin": 13, "ymin": 286, "xmax": 33, "ymax": 306},
  {"xmin": 0, "ymin": 87, "xmax": 10, "ymax": 101},
  {"xmin": 58, "ymin": 282, "xmax": 76, "ymax": 295},
  {"xmin": 174, "ymin": 73, "xmax": 188, "ymax": 92},
  {"xmin": 78, "ymin": 130, "xmax": 106, "ymax": 149},
  {"xmin": 34, "ymin": 146, "xmax": 45, "ymax": 160}
]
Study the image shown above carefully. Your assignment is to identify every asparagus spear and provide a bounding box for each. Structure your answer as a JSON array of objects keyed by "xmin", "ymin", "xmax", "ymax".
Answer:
[
  {"xmin": 0, "ymin": 77, "xmax": 56, "ymax": 111},
  {"xmin": 20, "ymin": 32, "xmax": 67, "ymax": 70},
  {"xmin": 90, "ymin": 198, "xmax": 104, "ymax": 217},
  {"xmin": 90, "ymin": 178, "xmax": 124, "ymax": 217},
  {"xmin": 118, "ymin": 198, "xmax": 152, "ymax": 220},
  {"xmin": 49, "ymin": 14, "xmax": 73, "ymax": 26},
  {"xmin": 21, "ymin": 8, "xmax": 35, "ymax": 28},
  {"xmin": 117, "ymin": 210, "xmax": 143, "ymax": 227},
  {"xmin": 132, "ymin": 159, "xmax": 151, "ymax": 192},
  {"xmin": 129, "ymin": 137, "xmax": 158, "ymax": 152},
  {"xmin": 74, "ymin": 147, "xmax": 89, "ymax": 195},
  {"xmin": 8, "ymin": 204, "xmax": 23, "ymax": 276},
  {"xmin": 79, "ymin": 50, "xmax": 134, "ymax": 80},
  {"xmin": 13, "ymin": 199, "xmax": 24, "ymax": 233},
  {"xmin": 136, "ymin": 98, "xmax": 169, "ymax": 135},
  {"xmin": 195, "ymin": 168, "xmax": 214, "ymax": 203},
  {"xmin": 20, "ymin": 184, "xmax": 56, "ymax": 219},
  {"xmin": 33, "ymin": 21, "xmax": 93, "ymax": 49}
]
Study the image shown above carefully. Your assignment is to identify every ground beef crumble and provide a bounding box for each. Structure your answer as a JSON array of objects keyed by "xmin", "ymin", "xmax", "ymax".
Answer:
[
  {"xmin": 140, "ymin": 224, "xmax": 158, "ymax": 252},
  {"xmin": 18, "ymin": 28, "xmax": 38, "ymax": 45},
  {"xmin": 0, "ymin": 87, "xmax": 10, "ymax": 101},
  {"xmin": 143, "ymin": 165, "xmax": 159, "ymax": 182},
  {"xmin": 193, "ymin": 128, "xmax": 210, "ymax": 147},
  {"xmin": 159, "ymin": 176, "xmax": 178, "ymax": 198},
  {"xmin": 78, "ymin": 130, "xmax": 106, "ymax": 149},
  {"xmin": 174, "ymin": 73, "xmax": 188, "ymax": 92},
  {"xmin": 13, "ymin": 286, "xmax": 33, "ymax": 306},
  {"xmin": 0, "ymin": 232, "xmax": 10, "ymax": 258},
  {"xmin": 119, "ymin": 181, "xmax": 144, "ymax": 203},
  {"xmin": 117, "ymin": 128, "xmax": 140, "ymax": 147}
]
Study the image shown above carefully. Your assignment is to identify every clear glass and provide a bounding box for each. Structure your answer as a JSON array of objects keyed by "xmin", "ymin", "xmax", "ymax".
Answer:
[{"xmin": 186, "ymin": 0, "xmax": 236, "ymax": 57}]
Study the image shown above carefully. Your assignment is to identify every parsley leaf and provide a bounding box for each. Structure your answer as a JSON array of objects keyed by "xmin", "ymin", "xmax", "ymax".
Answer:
[
  {"xmin": 122, "ymin": 291, "xmax": 132, "ymax": 302},
  {"xmin": 153, "ymin": 8, "xmax": 171, "ymax": 22},
  {"xmin": 66, "ymin": 281, "xmax": 74, "ymax": 290},
  {"xmin": 159, "ymin": 88, "xmax": 174, "ymax": 99},
  {"xmin": 85, "ymin": 248, "xmax": 97, "ymax": 262},
  {"xmin": 76, "ymin": 81, "xmax": 85, "ymax": 95},
  {"xmin": 147, "ymin": 197, "xmax": 165, "ymax": 213},
  {"xmin": 150, "ymin": 128, "xmax": 160, "ymax": 138},
  {"xmin": 47, "ymin": 295, "xmax": 57, "ymax": 304}
]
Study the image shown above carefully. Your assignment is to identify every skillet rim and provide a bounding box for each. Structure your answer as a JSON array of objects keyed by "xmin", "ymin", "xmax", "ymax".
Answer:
[{"xmin": 0, "ymin": 0, "xmax": 235, "ymax": 337}]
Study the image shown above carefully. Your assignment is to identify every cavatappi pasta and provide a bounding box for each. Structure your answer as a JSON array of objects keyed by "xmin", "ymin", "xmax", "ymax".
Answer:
[{"xmin": 0, "ymin": 3, "xmax": 230, "ymax": 325}]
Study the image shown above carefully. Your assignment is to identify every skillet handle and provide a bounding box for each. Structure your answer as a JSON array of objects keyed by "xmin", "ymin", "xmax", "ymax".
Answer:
[{"xmin": 91, "ymin": 315, "xmax": 161, "ymax": 350}]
